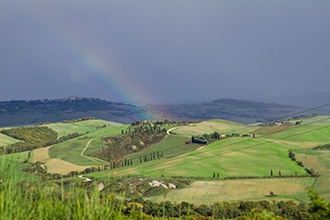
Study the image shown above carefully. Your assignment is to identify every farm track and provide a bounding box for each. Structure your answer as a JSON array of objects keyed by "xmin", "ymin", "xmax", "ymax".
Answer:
[
  {"xmin": 167, "ymin": 127, "xmax": 177, "ymax": 135},
  {"xmin": 78, "ymin": 175, "xmax": 92, "ymax": 182},
  {"xmin": 80, "ymin": 139, "xmax": 107, "ymax": 164}
]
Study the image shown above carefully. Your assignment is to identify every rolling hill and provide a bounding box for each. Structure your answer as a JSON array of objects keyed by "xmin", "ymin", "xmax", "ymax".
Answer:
[
  {"xmin": 0, "ymin": 97, "xmax": 307, "ymax": 127},
  {"xmin": 2, "ymin": 115, "xmax": 330, "ymax": 206}
]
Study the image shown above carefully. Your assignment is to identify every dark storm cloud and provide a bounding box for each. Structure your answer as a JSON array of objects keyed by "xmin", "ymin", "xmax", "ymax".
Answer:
[{"xmin": 0, "ymin": 1, "xmax": 330, "ymax": 104}]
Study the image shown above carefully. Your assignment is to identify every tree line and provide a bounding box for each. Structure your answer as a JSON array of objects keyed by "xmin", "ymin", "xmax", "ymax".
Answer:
[
  {"xmin": 289, "ymin": 150, "xmax": 320, "ymax": 177},
  {"xmin": 93, "ymin": 123, "xmax": 167, "ymax": 168},
  {"xmin": 0, "ymin": 126, "xmax": 83, "ymax": 154},
  {"xmin": 312, "ymin": 143, "xmax": 330, "ymax": 150},
  {"xmin": 0, "ymin": 126, "xmax": 58, "ymax": 154}
]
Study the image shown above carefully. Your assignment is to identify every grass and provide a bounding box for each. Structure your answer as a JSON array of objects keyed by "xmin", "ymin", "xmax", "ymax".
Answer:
[
  {"xmin": 0, "ymin": 161, "xmax": 128, "ymax": 219},
  {"xmin": 252, "ymin": 125, "xmax": 292, "ymax": 135},
  {"xmin": 45, "ymin": 119, "xmax": 123, "ymax": 137},
  {"xmin": 297, "ymin": 115, "xmax": 330, "ymax": 124},
  {"xmin": 30, "ymin": 123, "xmax": 128, "ymax": 173},
  {"xmin": 88, "ymin": 136, "xmax": 307, "ymax": 179},
  {"xmin": 145, "ymin": 178, "xmax": 316, "ymax": 205},
  {"xmin": 0, "ymin": 151, "xmax": 38, "ymax": 181},
  {"xmin": 84, "ymin": 138, "xmax": 107, "ymax": 156},
  {"xmin": 172, "ymin": 120, "xmax": 255, "ymax": 137},
  {"xmin": 3, "ymin": 115, "xmax": 330, "ymax": 207},
  {"xmin": 48, "ymin": 125, "xmax": 127, "ymax": 166},
  {"xmin": 31, "ymin": 146, "xmax": 91, "ymax": 174},
  {"xmin": 48, "ymin": 137, "xmax": 106, "ymax": 166},
  {"xmin": 125, "ymin": 135, "xmax": 200, "ymax": 162},
  {"xmin": 265, "ymin": 124, "xmax": 330, "ymax": 144},
  {"xmin": 295, "ymin": 149, "xmax": 330, "ymax": 201},
  {"xmin": 0, "ymin": 133, "xmax": 21, "ymax": 146}
]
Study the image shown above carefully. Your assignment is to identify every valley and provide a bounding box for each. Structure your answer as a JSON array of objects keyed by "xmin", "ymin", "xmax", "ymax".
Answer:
[
  {"xmin": 1, "ymin": 110, "xmax": 330, "ymax": 218},
  {"xmin": 2, "ymin": 116, "xmax": 330, "ymax": 197}
]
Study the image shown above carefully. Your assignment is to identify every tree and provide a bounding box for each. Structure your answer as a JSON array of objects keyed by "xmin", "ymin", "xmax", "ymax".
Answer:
[
  {"xmin": 308, "ymin": 187, "xmax": 330, "ymax": 219},
  {"xmin": 250, "ymin": 210, "xmax": 283, "ymax": 219},
  {"xmin": 196, "ymin": 204, "xmax": 211, "ymax": 216}
]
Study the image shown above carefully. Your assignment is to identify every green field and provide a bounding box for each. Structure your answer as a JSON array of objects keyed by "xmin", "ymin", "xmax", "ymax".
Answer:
[
  {"xmin": 295, "ymin": 149, "xmax": 330, "ymax": 201},
  {"xmin": 45, "ymin": 119, "xmax": 123, "ymax": 137},
  {"xmin": 2, "ymin": 115, "xmax": 330, "ymax": 205},
  {"xmin": 82, "ymin": 116, "xmax": 330, "ymax": 203},
  {"xmin": 90, "ymin": 136, "xmax": 307, "ymax": 179},
  {"xmin": 48, "ymin": 137, "xmax": 105, "ymax": 166},
  {"xmin": 48, "ymin": 124, "xmax": 128, "ymax": 166},
  {"xmin": 266, "ymin": 125, "xmax": 330, "ymax": 144},
  {"xmin": 125, "ymin": 135, "xmax": 200, "ymax": 162},
  {"xmin": 0, "ymin": 151, "xmax": 38, "ymax": 181},
  {"xmin": 0, "ymin": 133, "xmax": 21, "ymax": 146}
]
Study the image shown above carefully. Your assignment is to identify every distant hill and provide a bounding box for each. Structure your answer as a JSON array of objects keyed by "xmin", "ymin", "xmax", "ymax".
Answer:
[
  {"xmin": 147, "ymin": 98, "xmax": 306, "ymax": 124},
  {"xmin": 0, "ymin": 97, "xmax": 150, "ymax": 127},
  {"xmin": 0, "ymin": 97, "xmax": 307, "ymax": 127}
]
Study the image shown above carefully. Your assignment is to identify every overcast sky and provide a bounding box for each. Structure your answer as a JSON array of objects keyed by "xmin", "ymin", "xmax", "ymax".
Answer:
[{"xmin": 1, "ymin": 1, "xmax": 330, "ymax": 106}]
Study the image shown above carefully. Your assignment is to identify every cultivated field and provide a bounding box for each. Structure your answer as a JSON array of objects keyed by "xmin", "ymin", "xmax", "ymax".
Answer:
[
  {"xmin": 0, "ymin": 133, "xmax": 21, "ymax": 146},
  {"xmin": 125, "ymin": 135, "xmax": 200, "ymax": 161},
  {"xmin": 31, "ymin": 146, "xmax": 90, "ymax": 174},
  {"xmin": 45, "ymin": 119, "xmax": 123, "ymax": 137},
  {"xmin": 47, "ymin": 123, "xmax": 126, "ymax": 166},
  {"xmin": 2, "ymin": 115, "xmax": 330, "ymax": 205},
  {"xmin": 48, "ymin": 137, "xmax": 106, "ymax": 166},
  {"xmin": 172, "ymin": 120, "xmax": 255, "ymax": 136},
  {"xmin": 84, "ymin": 116, "xmax": 330, "ymax": 203},
  {"xmin": 91, "ymin": 136, "xmax": 307, "ymax": 179},
  {"xmin": 295, "ymin": 149, "xmax": 330, "ymax": 201},
  {"xmin": 0, "ymin": 152, "xmax": 37, "ymax": 181},
  {"xmin": 146, "ymin": 178, "xmax": 316, "ymax": 205}
]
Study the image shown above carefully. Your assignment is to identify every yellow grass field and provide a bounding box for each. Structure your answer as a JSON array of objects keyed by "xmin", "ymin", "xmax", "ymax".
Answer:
[
  {"xmin": 146, "ymin": 178, "xmax": 316, "ymax": 205},
  {"xmin": 295, "ymin": 150, "xmax": 330, "ymax": 201},
  {"xmin": 172, "ymin": 120, "xmax": 254, "ymax": 136},
  {"xmin": 31, "ymin": 147, "xmax": 90, "ymax": 174}
]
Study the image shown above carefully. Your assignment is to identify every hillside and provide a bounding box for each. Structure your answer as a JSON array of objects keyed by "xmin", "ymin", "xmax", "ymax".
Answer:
[
  {"xmin": 83, "ymin": 116, "xmax": 330, "ymax": 204},
  {"xmin": 0, "ymin": 97, "xmax": 306, "ymax": 127},
  {"xmin": 0, "ymin": 97, "xmax": 150, "ymax": 126},
  {"xmin": 147, "ymin": 98, "xmax": 306, "ymax": 124},
  {"xmin": 1, "ymin": 115, "xmax": 330, "ymax": 219}
]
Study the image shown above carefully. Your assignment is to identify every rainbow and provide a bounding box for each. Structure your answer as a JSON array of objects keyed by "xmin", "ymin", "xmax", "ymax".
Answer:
[{"xmin": 22, "ymin": 3, "xmax": 163, "ymax": 120}]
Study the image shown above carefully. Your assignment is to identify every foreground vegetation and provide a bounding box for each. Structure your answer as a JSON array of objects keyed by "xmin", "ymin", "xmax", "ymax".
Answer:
[{"xmin": 1, "ymin": 161, "xmax": 330, "ymax": 219}]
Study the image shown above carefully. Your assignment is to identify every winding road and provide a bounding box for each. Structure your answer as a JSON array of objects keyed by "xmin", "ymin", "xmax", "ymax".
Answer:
[
  {"xmin": 80, "ymin": 139, "xmax": 100, "ymax": 163},
  {"xmin": 167, "ymin": 127, "xmax": 177, "ymax": 135}
]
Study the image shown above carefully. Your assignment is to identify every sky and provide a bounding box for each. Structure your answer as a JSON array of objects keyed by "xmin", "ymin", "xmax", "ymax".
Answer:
[{"xmin": 1, "ymin": 1, "xmax": 330, "ymax": 106}]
